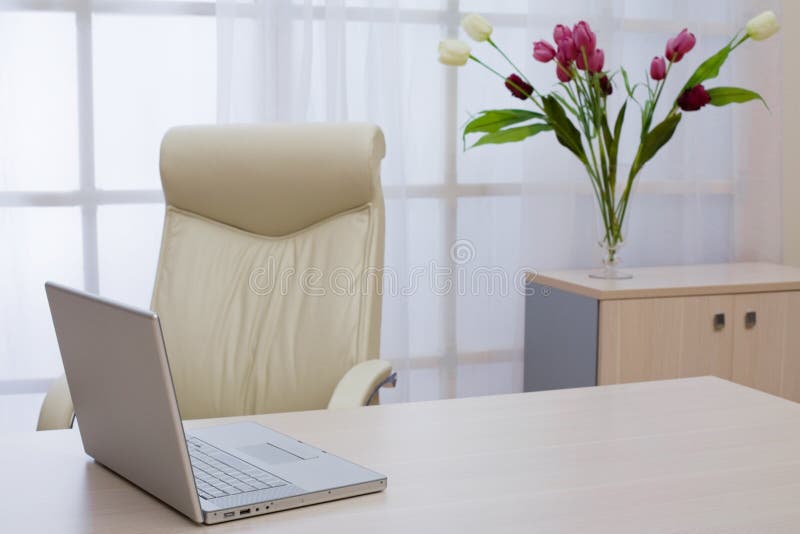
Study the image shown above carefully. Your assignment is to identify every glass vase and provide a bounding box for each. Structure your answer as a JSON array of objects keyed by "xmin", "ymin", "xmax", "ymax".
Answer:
[
  {"xmin": 589, "ymin": 234, "xmax": 632, "ymax": 280},
  {"xmin": 589, "ymin": 191, "xmax": 633, "ymax": 280}
]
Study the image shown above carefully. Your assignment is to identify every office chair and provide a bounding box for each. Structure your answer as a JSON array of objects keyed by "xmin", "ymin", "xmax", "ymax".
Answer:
[{"xmin": 38, "ymin": 123, "xmax": 395, "ymax": 429}]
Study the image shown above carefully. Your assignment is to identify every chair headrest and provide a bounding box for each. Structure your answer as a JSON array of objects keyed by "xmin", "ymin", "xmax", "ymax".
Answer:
[{"xmin": 159, "ymin": 123, "xmax": 385, "ymax": 236}]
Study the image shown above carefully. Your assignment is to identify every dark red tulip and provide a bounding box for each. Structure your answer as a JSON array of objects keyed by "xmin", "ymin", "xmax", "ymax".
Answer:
[
  {"xmin": 572, "ymin": 21, "xmax": 596, "ymax": 55},
  {"xmin": 599, "ymin": 75, "xmax": 612, "ymax": 95},
  {"xmin": 533, "ymin": 40, "xmax": 557, "ymax": 62},
  {"xmin": 650, "ymin": 56, "xmax": 666, "ymax": 80},
  {"xmin": 677, "ymin": 84, "xmax": 710, "ymax": 111},
  {"xmin": 665, "ymin": 28, "xmax": 696, "ymax": 62},
  {"xmin": 505, "ymin": 73, "xmax": 534, "ymax": 99}
]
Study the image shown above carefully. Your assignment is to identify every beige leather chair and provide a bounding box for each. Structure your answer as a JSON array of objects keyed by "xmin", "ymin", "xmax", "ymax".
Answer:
[{"xmin": 37, "ymin": 123, "xmax": 394, "ymax": 430}]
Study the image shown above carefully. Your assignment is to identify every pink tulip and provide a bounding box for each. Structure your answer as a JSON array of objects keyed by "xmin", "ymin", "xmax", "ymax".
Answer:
[
  {"xmin": 665, "ymin": 28, "xmax": 696, "ymax": 62},
  {"xmin": 533, "ymin": 40, "xmax": 557, "ymax": 62},
  {"xmin": 650, "ymin": 56, "xmax": 666, "ymax": 80},
  {"xmin": 577, "ymin": 48, "xmax": 604, "ymax": 72},
  {"xmin": 553, "ymin": 24, "xmax": 572, "ymax": 43},
  {"xmin": 572, "ymin": 21, "xmax": 596, "ymax": 55},
  {"xmin": 556, "ymin": 36, "xmax": 577, "ymax": 63},
  {"xmin": 556, "ymin": 61, "xmax": 572, "ymax": 83}
]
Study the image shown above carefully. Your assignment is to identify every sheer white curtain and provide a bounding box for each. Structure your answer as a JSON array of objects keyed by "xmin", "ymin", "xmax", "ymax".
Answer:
[
  {"xmin": 0, "ymin": 0, "xmax": 783, "ymax": 431},
  {"xmin": 216, "ymin": 0, "xmax": 782, "ymax": 404}
]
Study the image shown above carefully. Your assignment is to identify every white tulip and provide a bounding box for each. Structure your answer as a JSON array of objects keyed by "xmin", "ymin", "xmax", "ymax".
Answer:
[
  {"xmin": 438, "ymin": 39, "xmax": 471, "ymax": 66},
  {"xmin": 461, "ymin": 13, "xmax": 493, "ymax": 42},
  {"xmin": 746, "ymin": 10, "xmax": 780, "ymax": 41}
]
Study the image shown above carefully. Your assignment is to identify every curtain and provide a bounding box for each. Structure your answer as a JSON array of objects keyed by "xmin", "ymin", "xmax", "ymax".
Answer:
[
  {"xmin": 217, "ymin": 0, "xmax": 783, "ymax": 405},
  {"xmin": 0, "ymin": 0, "xmax": 783, "ymax": 431}
]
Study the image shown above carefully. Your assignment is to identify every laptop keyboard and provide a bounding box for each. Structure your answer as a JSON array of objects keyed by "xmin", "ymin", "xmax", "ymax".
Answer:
[{"xmin": 187, "ymin": 436, "xmax": 287, "ymax": 501}]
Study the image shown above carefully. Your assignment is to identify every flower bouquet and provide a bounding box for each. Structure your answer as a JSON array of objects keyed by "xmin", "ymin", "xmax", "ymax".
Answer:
[{"xmin": 439, "ymin": 11, "xmax": 780, "ymax": 279}]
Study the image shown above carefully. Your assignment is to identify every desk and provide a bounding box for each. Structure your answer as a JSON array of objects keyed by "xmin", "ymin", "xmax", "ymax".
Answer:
[{"xmin": 3, "ymin": 377, "xmax": 800, "ymax": 533}]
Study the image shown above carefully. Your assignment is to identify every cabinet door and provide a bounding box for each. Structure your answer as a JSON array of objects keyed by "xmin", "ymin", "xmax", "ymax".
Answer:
[
  {"xmin": 598, "ymin": 295, "xmax": 734, "ymax": 385},
  {"xmin": 732, "ymin": 291, "xmax": 800, "ymax": 401}
]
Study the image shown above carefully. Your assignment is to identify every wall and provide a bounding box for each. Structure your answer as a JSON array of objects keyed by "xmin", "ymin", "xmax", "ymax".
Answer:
[{"xmin": 784, "ymin": 0, "xmax": 800, "ymax": 265}]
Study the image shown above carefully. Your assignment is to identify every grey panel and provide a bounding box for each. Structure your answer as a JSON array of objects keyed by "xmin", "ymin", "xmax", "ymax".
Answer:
[{"xmin": 524, "ymin": 282, "xmax": 599, "ymax": 392}]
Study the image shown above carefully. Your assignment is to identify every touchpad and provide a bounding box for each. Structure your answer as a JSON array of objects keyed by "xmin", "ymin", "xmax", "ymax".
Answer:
[{"xmin": 238, "ymin": 443, "xmax": 305, "ymax": 465}]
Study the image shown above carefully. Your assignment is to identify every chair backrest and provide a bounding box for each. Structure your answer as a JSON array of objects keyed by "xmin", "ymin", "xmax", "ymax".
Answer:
[{"xmin": 152, "ymin": 123, "xmax": 385, "ymax": 419}]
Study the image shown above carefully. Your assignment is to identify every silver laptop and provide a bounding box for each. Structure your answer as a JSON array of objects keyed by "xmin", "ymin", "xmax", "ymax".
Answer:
[{"xmin": 45, "ymin": 282, "xmax": 387, "ymax": 525}]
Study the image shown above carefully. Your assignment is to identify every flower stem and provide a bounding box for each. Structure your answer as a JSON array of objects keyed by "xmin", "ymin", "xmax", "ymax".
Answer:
[
  {"xmin": 487, "ymin": 38, "xmax": 532, "ymax": 85},
  {"xmin": 468, "ymin": 55, "xmax": 544, "ymax": 111}
]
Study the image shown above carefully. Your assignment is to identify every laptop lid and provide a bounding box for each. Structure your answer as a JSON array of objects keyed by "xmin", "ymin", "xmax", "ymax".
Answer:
[{"xmin": 45, "ymin": 282, "xmax": 203, "ymax": 523}]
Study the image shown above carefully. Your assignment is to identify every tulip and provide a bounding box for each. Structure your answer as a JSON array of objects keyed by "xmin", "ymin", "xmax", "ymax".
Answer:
[
  {"xmin": 577, "ymin": 48, "xmax": 604, "ymax": 72},
  {"xmin": 553, "ymin": 24, "xmax": 572, "ymax": 43},
  {"xmin": 572, "ymin": 21, "xmax": 596, "ymax": 55},
  {"xmin": 677, "ymin": 84, "xmax": 710, "ymax": 111},
  {"xmin": 665, "ymin": 28, "xmax": 696, "ymax": 62},
  {"xmin": 746, "ymin": 11, "xmax": 779, "ymax": 41},
  {"xmin": 599, "ymin": 75, "xmax": 613, "ymax": 96},
  {"xmin": 438, "ymin": 39, "xmax": 471, "ymax": 66},
  {"xmin": 533, "ymin": 40, "xmax": 557, "ymax": 62},
  {"xmin": 461, "ymin": 13, "xmax": 493, "ymax": 42},
  {"xmin": 556, "ymin": 37, "xmax": 577, "ymax": 62},
  {"xmin": 556, "ymin": 62, "xmax": 572, "ymax": 83},
  {"xmin": 650, "ymin": 56, "xmax": 666, "ymax": 80},
  {"xmin": 505, "ymin": 74, "xmax": 534, "ymax": 99}
]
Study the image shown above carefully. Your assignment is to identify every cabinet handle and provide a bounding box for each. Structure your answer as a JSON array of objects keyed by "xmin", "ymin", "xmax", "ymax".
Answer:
[
  {"xmin": 713, "ymin": 313, "xmax": 725, "ymax": 331},
  {"xmin": 745, "ymin": 311, "xmax": 757, "ymax": 329}
]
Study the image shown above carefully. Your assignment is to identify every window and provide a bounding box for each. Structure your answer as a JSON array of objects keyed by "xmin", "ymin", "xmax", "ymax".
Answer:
[
  {"xmin": 0, "ymin": 0, "xmax": 216, "ymax": 429},
  {"xmin": 0, "ymin": 0, "xmax": 778, "ymax": 430}
]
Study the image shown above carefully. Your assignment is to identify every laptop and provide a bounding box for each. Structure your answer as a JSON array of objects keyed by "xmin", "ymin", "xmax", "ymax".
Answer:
[{"xmin": 44, "ymin": 282, "xmax": 387, "ymax": 525}]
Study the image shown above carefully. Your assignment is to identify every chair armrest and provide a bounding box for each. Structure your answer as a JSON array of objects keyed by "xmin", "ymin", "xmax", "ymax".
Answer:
[
  {"xmin": 327, "ymin": 360, "xmax": 395, "ymax": 409},
  {"xmin": 37, "ymin": 374, "xmax": 74, "ymax": 431}
]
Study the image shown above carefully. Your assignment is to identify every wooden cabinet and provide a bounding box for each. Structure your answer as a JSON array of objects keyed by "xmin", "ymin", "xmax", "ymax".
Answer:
[
  {"xmin": 731, "ymin": 291, "xmax": 800, "ymax": 400},
  {"xmin": 524, "ymin": 263, "xmax": 800, "ymax": 402},
  {"xmin": 598, "ymin": 295, "xmax": 735, "ymax": 385}
]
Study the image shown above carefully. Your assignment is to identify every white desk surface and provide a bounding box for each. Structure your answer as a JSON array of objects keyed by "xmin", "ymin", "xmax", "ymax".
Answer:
[
  {"xmin": 529, "ymin": 262, "xmax": 800, "ymax": 300},
  {"xmin": 4, "ymin": 377, "xmax": 800, "ymax": 533}
]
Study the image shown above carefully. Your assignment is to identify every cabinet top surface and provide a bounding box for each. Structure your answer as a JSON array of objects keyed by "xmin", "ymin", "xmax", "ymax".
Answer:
[{"xmin": 529, "ymin": 262, "xmax": 800, "ymax": 300}]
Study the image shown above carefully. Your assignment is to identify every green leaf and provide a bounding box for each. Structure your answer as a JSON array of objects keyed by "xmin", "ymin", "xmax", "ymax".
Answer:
[
  {"xmin": 606, "ymin": 101, "xmax": 627, "ymax": 185},
  {"xmin": 613, "ymin": 101, "xmax": 627, "ymax": 144},
  {"xmin": 621, "ymin": 66, "xmax": 634, "ymax": 97},
  {"xmin": 471, "ymin": 123, "xmax": 553, "ymax": 147},
  {"xmin": 541, "ymin": 95, "xmax": 585, "ymax": 162},
  {"xmin": 601, "ymin": 113, "xmax": 613, "ymax": 157},
  {"xmin": 706, "ymin": 86, "xmax": 768, "ymax": 109},
  {"xmin": 463, "ymin": 109, "xmax": 545, "ymax": 144},
  {"xmin": 637, "ymin": 113, "xmax": 682, "ymax": 172},
  {"xmin": 640, "ymin": 99, "xmax": 654, "ymax": 141},
  {"xmin": 552, "ymin": 92, "xmax": 578, "ymax": 117},
  {"xmin": 683, "ymin": 44, "xmax": 731, "ymax": 91}
]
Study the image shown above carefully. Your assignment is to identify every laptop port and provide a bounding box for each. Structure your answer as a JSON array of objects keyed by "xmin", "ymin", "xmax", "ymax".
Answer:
[
  {"xmin": 240, "ymin": 508, "xmax": 251, "ymax": 515},
  {"xmin": 223, "ymin": 512, "xmax": 235, "ymax": 518}
]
